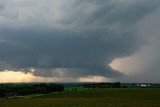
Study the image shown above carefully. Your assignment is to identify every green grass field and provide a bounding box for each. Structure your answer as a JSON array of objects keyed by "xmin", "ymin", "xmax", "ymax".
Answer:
[{"xmin": 0, "ymin": 88, "xmax": 160, "ymax": 107}]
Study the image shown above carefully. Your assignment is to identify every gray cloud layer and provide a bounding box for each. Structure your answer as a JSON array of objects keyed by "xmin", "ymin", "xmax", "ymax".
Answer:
[{"xmin": 0, "ymin": 0, "xmax": 160, "ymax": 78}]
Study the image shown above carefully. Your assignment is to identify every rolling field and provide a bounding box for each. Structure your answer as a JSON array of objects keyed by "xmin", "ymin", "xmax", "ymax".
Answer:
[{"xmin": 0, "ymin": 88, "xmax": 160, "ymax": 107}]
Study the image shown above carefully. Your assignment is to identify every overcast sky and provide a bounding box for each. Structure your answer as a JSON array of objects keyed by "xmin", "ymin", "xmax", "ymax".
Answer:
[{"xmin": 0, "ymin": 0, "xmax": 160, "ymax": 82}]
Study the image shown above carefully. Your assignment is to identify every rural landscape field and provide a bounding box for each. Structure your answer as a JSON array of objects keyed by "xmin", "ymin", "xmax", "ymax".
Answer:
[
  {"xmin": 0, "ymin": 83, "xmax": 160, "ymax": 107},
  {"xmin": 0, "ymin": 0, "xmax": 160, "ymax": 107}
]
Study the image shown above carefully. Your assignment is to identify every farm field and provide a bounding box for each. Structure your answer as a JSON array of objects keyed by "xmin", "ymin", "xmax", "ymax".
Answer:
[{"xmin": 0, "ymin": 88, "xmax": 160, "ymax": 107}]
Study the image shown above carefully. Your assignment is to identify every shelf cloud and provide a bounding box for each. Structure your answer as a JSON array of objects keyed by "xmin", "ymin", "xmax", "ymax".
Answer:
[{"xmin": 0, "ymin": 0, "xmax": 160, "ymax": 80}]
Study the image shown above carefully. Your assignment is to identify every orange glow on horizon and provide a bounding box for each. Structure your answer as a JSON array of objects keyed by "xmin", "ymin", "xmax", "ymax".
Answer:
[
  {"xmin": 0, "ymin": 71, "xmax": 58, "ymax": 83},
  {"xmin": 0, "ymin": 71, "xmax": 114, "ymax": 83},
  {"xmin": 79, "ymin": 76, "xmax": 113, "ymax": 82}
]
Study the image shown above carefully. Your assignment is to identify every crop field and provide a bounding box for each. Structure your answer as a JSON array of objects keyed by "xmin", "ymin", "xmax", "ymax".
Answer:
[{"xmin": 0, "ymin": 88, "xmax": 160, "ymax": 107}]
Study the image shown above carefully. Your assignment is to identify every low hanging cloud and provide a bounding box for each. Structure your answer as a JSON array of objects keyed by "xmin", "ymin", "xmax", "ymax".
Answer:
[{"xmin": 0, "ymin": 0, "xmax": 160, "ymax": 78}]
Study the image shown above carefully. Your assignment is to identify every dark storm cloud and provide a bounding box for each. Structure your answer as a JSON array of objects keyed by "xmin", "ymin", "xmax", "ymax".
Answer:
[
  {"xmin": 0, "ymin": 0, "xmax": 160, "ymax": 78},
  {"xmin": 0, "ymin": 1, "xmax": 5, "ymax": 12},
  {"xmin": 0, "ymin": 4, "xmax": 4, "ymax": 11},
  {"xmin": 0, "ymin": 27, "xmax": 124, "ymax": 77}
]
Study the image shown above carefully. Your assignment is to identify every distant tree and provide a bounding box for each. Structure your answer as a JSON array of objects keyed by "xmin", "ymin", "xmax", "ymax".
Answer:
[
  {"xmin": 0, "ymin": 83, "xmax": 64, "ymax": 98},
  {"xmin": 82, "ymin": 82, "xmax": 121, "ymax": 88}
]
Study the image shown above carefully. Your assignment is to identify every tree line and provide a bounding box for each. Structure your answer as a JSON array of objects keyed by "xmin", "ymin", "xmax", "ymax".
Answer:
[
  {"xmin": 0, "ymin": 83, "xmax": 64, "ymax": 98},
  {"xmin": 82, "ymin": 82, "xmax": 121, "ymax": 88}
]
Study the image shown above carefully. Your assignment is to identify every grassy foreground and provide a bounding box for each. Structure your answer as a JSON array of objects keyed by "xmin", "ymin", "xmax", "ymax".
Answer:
[{"xmin": 0, "ymin": 88, "xmax": 160, "ymax": 107}]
